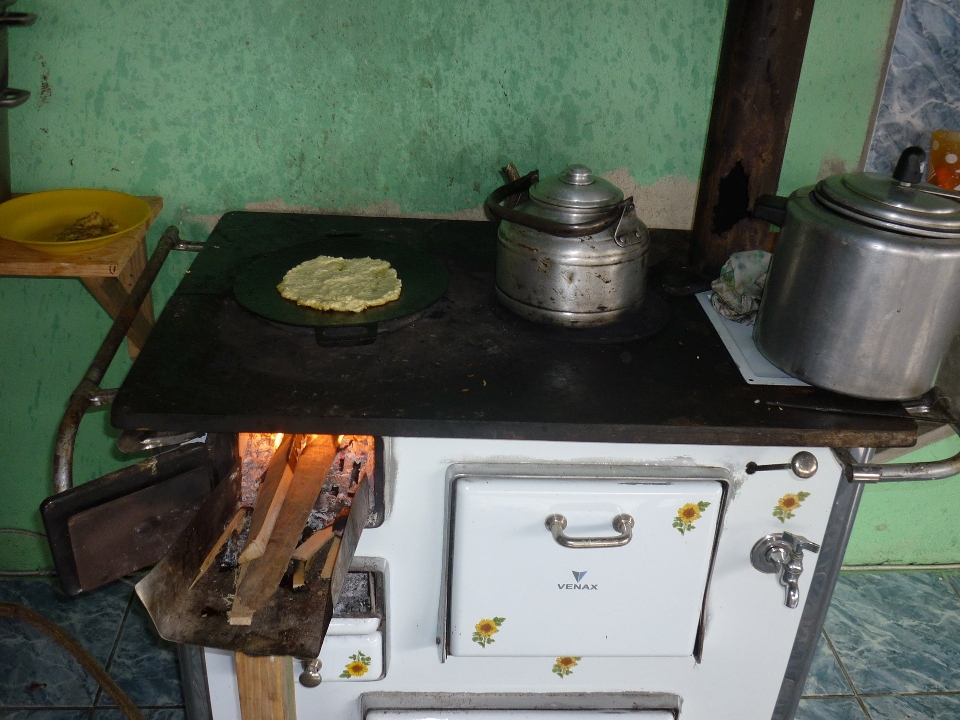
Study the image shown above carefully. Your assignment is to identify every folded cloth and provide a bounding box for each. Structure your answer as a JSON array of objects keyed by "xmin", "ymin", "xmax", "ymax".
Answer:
[{"xmin": 710, "ymin": 250, "xmax": 772, "ymax": 325}]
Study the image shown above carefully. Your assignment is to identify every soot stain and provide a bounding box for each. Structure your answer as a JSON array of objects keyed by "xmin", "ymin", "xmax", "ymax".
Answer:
[{"xmin": 38, "ymin": 55, "xmax": 51, "ymax": 105}]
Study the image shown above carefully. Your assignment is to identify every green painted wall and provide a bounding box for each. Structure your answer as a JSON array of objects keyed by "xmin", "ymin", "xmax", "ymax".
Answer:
[{"xmin": 0, "ymin": 0, "xmax": 916, "ymax": 572}]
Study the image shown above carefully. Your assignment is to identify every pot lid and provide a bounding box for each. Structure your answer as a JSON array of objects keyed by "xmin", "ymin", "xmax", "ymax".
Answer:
[
  {"xmin": 529, "ymin": 164, "xmax": 624, "ymax": 210},
  {"xmin": 814, "ymin": 150, "xmax": 960, "ymax": 236}
]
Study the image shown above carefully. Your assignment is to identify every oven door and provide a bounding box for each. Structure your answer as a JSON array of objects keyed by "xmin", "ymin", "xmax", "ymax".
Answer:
[
  {"xmin": 41, "ymin": 433, "xmax": 235, "ymax": 596},
  {"xmin": 445, "ymin": 474, "xmax": 724, "ymax": 658}
]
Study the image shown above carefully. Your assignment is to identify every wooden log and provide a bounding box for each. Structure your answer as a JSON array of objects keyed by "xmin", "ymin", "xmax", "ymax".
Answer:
[
  {"xmin": 235, "ymin": 653, "xmax": 296, "ymax": 720},
  {"xmin": 291, "ymin": 561, "xmax": 307, "ymax": 590},
  {"xmin": 229, "ymin": 435, "xmax": 337, "ymax": 626},
  {"xmin": 689, "ymin": 0, "xmax": 816, "ymax": 277},
  {"xmin": 291, "ymin": 525, "xmax": 334, "ymax": 562},
  {"xmin": 239, "ymin": 435, "xmax": 296, "ymax": 564},
  {"xmin": 320, "ymin": 536, "xmax": 342, "ymax": 580}
]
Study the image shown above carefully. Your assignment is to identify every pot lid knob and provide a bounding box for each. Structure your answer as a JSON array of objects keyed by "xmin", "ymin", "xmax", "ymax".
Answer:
[
  {"xmin": 892, "ymin": 146, "xmax": 925, "ymax": 185},
  {"xmin": 562, "ymin": 164, "xmax": 595, "ymax": 185},
  {"xmin": 529, "ymin": 163, "xmax": 624, "ymax": 210}
]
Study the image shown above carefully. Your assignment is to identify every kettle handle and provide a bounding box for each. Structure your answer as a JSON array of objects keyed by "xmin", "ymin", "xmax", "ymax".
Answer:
[{"xmin": 485, "ymin": 170, "xmax": 634, "ymax": 238}]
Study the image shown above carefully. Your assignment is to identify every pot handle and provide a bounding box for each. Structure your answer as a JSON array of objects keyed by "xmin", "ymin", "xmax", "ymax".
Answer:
[
  {"xmin": 753, "ymin": 194, "xmax": 788, "ymax": 227},
  {"xmin": 832, "ymin": 388, "xmax": 960, "ymax": 482},
  {"xmin": 485, "ymin": 170, "xmax": 635, "ymax": 238}
]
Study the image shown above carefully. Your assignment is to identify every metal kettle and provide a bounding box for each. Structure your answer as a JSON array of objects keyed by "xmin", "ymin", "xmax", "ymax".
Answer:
[{"xmin": 485, "ymin": 165, "xmax": 650, "ymax": 327}]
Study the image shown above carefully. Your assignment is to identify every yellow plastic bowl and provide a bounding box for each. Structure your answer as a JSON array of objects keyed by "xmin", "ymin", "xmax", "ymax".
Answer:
[{"xmin": 0, "ymin": 189, "xmax": 151, "ymax": 255}]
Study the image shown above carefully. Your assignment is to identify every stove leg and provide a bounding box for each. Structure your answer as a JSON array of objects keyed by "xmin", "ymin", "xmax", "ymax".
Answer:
[
  {"xmin": 235, "ymin": 653, "xmax": 296, "ymax": 720},
  {"xmin": 178, "ymin": 644, "xmax": 213, "ymax": 720},
  {"xmin": 770, "ymin": 451, "xmax": 869, "ymax": 720}
]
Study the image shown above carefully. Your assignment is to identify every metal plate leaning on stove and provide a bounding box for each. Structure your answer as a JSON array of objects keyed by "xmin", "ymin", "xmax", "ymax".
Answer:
[{"xmin": 233, "ymin": 237, "xmax": 449, "ymax": 345}]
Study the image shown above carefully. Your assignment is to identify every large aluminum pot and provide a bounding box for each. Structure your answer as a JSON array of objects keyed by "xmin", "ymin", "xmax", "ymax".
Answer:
[
  {"xmin": 754, "ymin": 147, "xmax": 960, "ymax": 400},
  {"xmin": 485, "ymin": 165, "xmax": 650, "ymax": 327}
]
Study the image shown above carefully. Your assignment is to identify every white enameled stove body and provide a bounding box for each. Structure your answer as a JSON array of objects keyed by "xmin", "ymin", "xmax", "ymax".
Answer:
[{"xmin": 205, "ymin": 436, "xmax": 845, "ymax": 720}]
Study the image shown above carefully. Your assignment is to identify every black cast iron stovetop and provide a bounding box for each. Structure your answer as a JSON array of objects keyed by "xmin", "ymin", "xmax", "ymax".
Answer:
[{"xmin": 111, "ymin": 212, "xmax": 916, "ymax": 448}]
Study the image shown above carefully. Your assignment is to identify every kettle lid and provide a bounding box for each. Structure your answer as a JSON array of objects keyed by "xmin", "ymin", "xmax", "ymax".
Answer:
[
  {"xmin": 529, "ymin": 164, "xmax": 624, "ymax": 210},
  {"xmin": 814, "ymin": 147, "xmax": 960, "ymax": 237}
]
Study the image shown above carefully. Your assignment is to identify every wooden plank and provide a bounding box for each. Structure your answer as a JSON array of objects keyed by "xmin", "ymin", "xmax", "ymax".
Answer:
[
  {"xmin": 235, "ymin": 653, "xmax": 296, "ymax": 720},
  {"xmin": 291, "ymin": 525, "xmax": 334, "ymax": 562},
  {"xmin": 320, "ymin": 536, "xmax": 341, "ymax": 580},
  {"xmin": 0, "ymin": 196, "xmax": 163, "ymax": 278},
  {"xmin": 117, "ymin": 233, "xmax": 156, "ymax": 325},
  {"xmin": 239, "ymin": 435, "xmax": 296, "ymax": 564},
  {"xmin": 116, "ymin": 234, "xmax": 156, "ymax": 358},
  {"xmin": 323, "ymin": 477, "xmax": 371, "ymax": 598},
  {"xmin": 229, "ymin": 435, "xmax": 336, "ymax": 626}
]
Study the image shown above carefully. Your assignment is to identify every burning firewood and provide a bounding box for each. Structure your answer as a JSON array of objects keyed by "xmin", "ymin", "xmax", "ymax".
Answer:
[
  {"xmin": 291, "ymin": 525, "xmax": 334, "ymax": 562},
  {"xmin": 228, "ymin": 435, "xmax": 337, "ymax": 626},
  {"xmin": 238, "ymin": 434, "xmax": 297, "ymax": 563},
  {"xmin": 135, "ymin": 432, "xmax": 372, "ymax": 657}
]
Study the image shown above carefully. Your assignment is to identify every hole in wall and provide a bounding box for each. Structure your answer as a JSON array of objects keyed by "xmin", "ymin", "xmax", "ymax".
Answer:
[{"xmin": 711, "ymin": 161, "xmax": 751, "ymax": 236}]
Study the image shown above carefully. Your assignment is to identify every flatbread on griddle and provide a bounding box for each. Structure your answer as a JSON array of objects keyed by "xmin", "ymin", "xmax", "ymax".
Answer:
[{"xmin": 277, "ymin": 255, "xmax": 402, "ymax": 312}]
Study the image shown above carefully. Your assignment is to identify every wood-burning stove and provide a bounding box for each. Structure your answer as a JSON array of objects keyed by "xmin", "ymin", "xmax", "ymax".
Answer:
[{"xmin": 49, "ymin": 212, "xmax": 934, "ymax": 720}]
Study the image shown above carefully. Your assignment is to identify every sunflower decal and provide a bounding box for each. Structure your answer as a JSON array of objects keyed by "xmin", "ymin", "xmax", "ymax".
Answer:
[
  {"xmin": 339, "ymin": 651, "xmax": 371, "ymax": 678},
  {"xmin": 472, "ymin": 617, "xmax": 505, "ymax": 648},
  {"xmin": 773, "ymin": 492, "xmax": 810, "ymax": 522},
  {"xmin": 552, "ymin": 656, "xmax": 581, "ymax": 678},
  {"xmin": 673, "ymin": 501, "xmax": 711, "ymax": 535}
]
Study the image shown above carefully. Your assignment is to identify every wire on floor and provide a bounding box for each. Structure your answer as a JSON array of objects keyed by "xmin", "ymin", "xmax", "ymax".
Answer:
[{"xmin": 0, "ymin": 601, "xmax": 145, "ymax": 720}]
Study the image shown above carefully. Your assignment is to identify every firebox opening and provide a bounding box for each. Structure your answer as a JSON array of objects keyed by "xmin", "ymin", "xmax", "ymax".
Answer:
[{"xmin": 237, "ymin": 434, "xmax": 376, "ymax": 541}]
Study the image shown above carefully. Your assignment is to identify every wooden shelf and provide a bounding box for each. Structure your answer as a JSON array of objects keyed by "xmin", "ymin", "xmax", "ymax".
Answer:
[{"xmin": 0, "ymin": 196, "xmax": 164, "ymax": 358}]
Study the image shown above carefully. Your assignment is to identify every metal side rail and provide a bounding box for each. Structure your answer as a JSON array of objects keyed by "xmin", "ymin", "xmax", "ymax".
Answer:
[
  {"xmin": 52, "ymin": 226, "xmax": 203, "ymax": 493},
  {"xmin": 833, "ymin": 387, "xmax": 960, "ymax": 483}
]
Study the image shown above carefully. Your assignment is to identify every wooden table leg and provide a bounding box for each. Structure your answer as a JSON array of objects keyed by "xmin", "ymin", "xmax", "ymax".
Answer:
[
  {"xmin": 235, "ymin": 653, "xmax": 297, "ymax": 720},
  {"xmin": 116, "ymin": 235, "xmax": 156, "ymax": 357},
  {"xmin": 78, "ymin": 233, "xmax": 157, "ymax": 359},
  {"xmin": 80, "ymin": 275, "xmax": 155, "ymax": 359}
]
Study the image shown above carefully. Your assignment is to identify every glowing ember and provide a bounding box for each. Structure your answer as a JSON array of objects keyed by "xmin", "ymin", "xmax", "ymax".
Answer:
[{"xmin": 238, "ymin": 433, "xmax": 284, "ymax": 507}]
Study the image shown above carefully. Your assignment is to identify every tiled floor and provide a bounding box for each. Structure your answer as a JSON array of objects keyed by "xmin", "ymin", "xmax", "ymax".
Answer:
[
  {"xmin": 797, "ymin": 571, "xmax": 960, "ymax": 720},
  {"xmin": 2, "ymin": 571, "xmax": 960, "ymax": 719},
  {"xmin": 0, "ymin": 575, "xmax": 184, "ymax": 720}
]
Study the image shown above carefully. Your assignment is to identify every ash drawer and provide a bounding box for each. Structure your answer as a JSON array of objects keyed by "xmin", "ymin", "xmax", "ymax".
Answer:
[{"xmin": 446, "ymin": 476, "xmax": 723, "ymax": 658}]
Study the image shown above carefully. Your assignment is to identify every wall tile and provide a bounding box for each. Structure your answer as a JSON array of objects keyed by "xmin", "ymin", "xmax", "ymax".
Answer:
[{"xmin": 866, "ymin": 0, "xmax": 960, "ymax": 173}]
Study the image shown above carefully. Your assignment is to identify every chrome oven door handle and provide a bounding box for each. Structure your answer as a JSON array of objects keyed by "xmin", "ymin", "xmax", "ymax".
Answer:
[{"xmin": 544, "ymin": 513, "xmax": 635, "ymax": 548}]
